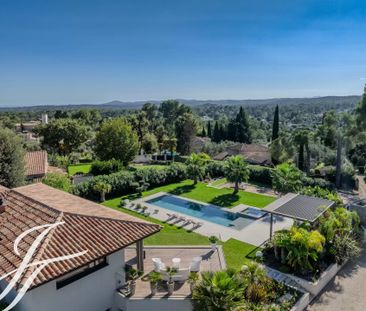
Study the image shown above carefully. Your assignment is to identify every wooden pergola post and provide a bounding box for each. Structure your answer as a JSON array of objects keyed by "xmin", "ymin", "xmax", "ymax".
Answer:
[{"xmin": 136, "ymin": 240, "xmax": 144, "ymax": 272}]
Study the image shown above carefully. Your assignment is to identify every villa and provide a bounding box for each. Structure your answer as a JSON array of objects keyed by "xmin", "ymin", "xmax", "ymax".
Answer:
[
  {"xmin": 0, "ymin": 183, "xmax": 161, "ymax": 311},
  {"xmin": 0, "ymin": 183, "xmax": 227, "ymax": 311}
]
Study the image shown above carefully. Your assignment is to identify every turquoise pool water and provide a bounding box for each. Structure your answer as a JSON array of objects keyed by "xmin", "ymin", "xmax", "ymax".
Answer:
[{"xmin": 146, "ymin": 195, "xmax": 256, "ymax": 230}]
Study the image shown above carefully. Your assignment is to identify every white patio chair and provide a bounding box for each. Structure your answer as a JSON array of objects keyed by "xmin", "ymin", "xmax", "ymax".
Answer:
[
  {"xmin": 189, "ymin": 256, "xmax": 202, "ymax": 272},
  {"xmin": 152, "ymin": 258, "xmax": 166, "ymax": 272},
  {"xmin": 173, "ymin": 268, "xmax": 190, "ymax": 282}
]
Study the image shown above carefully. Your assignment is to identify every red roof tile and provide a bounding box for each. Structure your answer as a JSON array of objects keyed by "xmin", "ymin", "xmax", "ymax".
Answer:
[
  {"xmin": 0, "ymin": 184, "xmax": 161, "ymax": 290},
  {"xmin": 24, "ymin": 151, "xmax": 48, "ymax": 178}
]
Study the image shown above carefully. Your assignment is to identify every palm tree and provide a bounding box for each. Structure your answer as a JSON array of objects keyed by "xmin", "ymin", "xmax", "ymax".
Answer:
[
  {"xmin": 224, "ymin": 156, "xmax": 249, "ymax": 193},
  {"xmin": 186, "ymin": 153, "xmax": 210, "ymax": 184},
  {"xmin": 93, "ymin": 181, "xmax": 112, "ymax": 202},
  {"xmin": 271, "ymin": 162, "xmax": 303, "ymax": 194},
  {"xmin": 192, "ymin": 270, "xmax": 245, "ymax": 311}
]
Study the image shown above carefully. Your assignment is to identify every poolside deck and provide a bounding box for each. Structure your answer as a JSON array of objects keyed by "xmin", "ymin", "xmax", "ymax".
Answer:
[
  {"xmin": 124, "ymin": 246, "xmax": 226, "ymax": 298},
  {"xmin": 133, "ymin": 192, "xmax": 293, "ymax": 246}
]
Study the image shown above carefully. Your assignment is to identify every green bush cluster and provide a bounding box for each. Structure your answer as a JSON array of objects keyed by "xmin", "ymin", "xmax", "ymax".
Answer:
[
  {"xmin": 72, "ymin": 163, "xmax": 187, "ymax": 200},
  {"xmin": 90, "ymin": 159, "xmax": 124, "ymax": 176},
  {"xmin": 205, "ymin": 160, "xmax": 273, "ymax": 186}
]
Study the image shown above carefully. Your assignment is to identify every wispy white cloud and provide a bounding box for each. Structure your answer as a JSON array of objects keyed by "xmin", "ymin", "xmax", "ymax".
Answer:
[{"xmin": 360, "ymin": 77, "xmax": 366, "ymax": 81}]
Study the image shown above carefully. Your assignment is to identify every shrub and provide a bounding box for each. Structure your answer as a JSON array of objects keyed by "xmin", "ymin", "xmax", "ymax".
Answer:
[
  {"xmin": 330, "ymin": 234, "xmax": 362, "ymax": 265},
  {"xmin": 90, "ymin": 159, "xmax": 124, "ymax": 175},
  {"xmin": 206, "ymin": 161, "xmax": 225, "ymax": 178},
  {"xmin": 72, "ymin": 163, "xmax": 187, "ymax": 200},
  {"xmin": 43, "ymin": 173, "xmax": 71, "ymax": 192},
  {"xmin": 248, "ymin": 165, "xmax": 273, "ymax": 185}
]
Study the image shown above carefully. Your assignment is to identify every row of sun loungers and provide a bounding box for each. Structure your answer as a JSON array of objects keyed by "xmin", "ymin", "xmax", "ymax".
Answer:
[
  {"xmin": 166, "ymin": 213, "xmax": 203, "ymax": 228},
  {"xmin": 123, "ymin": 200, "xmax": 203, "ymax": 229}
]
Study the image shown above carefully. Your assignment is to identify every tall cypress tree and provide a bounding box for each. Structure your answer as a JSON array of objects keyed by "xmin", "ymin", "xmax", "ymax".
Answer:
[
  {"xmin": 207, "ymin": 121, "xmax": 212, "ymax": 138},
  {"xmin": 236, "ymin": 107, "xmax": 252, "ymax": 143},
  {"xmin": 213, "ymin": 121, "xmax": 221, "ymax": 142},
  {"xmin": 201, "ymin": 125, "xmax": 206, "ymax": 137},
  {"xmin": 219, "ymin": 124, "xmax": 226, "ymax": 141},
  {"xmin": 272, "ymin": 105, "xmax": 279, "ymax": 141}
]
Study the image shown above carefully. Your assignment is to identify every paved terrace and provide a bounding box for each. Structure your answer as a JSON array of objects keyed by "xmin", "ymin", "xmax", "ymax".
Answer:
[
  {"xmin": 134, "ymin": 192, "xmax": 293, "ymax": 246},
  {"xmin": 124, "ymin": 246, "xmax": 226, "ymax": 298}
]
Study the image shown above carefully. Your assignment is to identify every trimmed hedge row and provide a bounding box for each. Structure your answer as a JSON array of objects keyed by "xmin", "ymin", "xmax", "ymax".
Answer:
[
  {"xmin": 72, "ymin": 163, "xmax": 187, "ymax": 200},
  {"xmin": 206, "ymin": 161, "xmax": 273, "ymax": 186},
  {"xmin": 90, "ymin": 159, "xmax": 124, "ymax": 176}
]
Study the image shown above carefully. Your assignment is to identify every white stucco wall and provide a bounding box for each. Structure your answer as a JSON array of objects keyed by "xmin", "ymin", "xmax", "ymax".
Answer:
[
  {"xmin": 11, "ymin": 249, "xmax": 125, "ymax": 311},
  {"xmin": 114, "ymin": 293, "xmax": 193, "ymax": 311}
]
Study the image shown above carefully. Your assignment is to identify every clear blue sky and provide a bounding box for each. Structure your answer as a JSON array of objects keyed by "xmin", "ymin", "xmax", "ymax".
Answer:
[{"xmin": 1, "ymin": 0, "xmax": 366, "ymax": 106}]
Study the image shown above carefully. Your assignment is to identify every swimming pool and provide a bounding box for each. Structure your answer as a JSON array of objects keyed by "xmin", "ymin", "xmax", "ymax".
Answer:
[{"xmin": 146, "ymin": 195, "xmax": 257, "ymax": 230}]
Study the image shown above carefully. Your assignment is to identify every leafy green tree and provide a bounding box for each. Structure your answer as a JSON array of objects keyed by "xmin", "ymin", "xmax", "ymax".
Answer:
[
  {"xmin": 224, "ymin": 155, "xmax": 249, "ymax": 193},
  {"xmin": 175, "ymin": 113, "xmax": 198, "ymax": 155},
  {"xmin": 142, "ymin": 133, "xmax": 158, "ymax": 154},
  {"xmin": 43, "ymin": 172, "xmax": 71, "ymax": 192},
  {"xmin": 159, "ymin": 100, "xmax": 191, "ymax": 135},
  {"xmin": 163, "ymin": 136, "xmax": 177, "ymax": 160},
  {"xmin": 356, "ymin": 87, "xmax": 366, "ymax": 128},
  {"xmin": 130, "ymin": 110, "xmax": 149, "ymax": 150},
  {"xmin": 272, "ymin": 105, "xmax": 279, "ymax": 141},
  {"xmin": 35, "ymin": 119, "xmax": 90, "ymax": 154},
  {"xmin": 72, "ymin": 109, "xmax": 102, "ymax": 126},
  {"xmin": 93, "ymin": 181, "xmax": 112, "ymax": 202},
  {"xmin": 0, "ymin": 127, "xmax": 25, "ymax": 188},
  {"xmin": 271, "ymin": 162, "xmax": 303, "ymax": 193},
  {"xmin": 186, "ymin": 153, "xmax": 210, "ymax": 184},
  {"xmin": 94, "ymin": 118, "xmax": 138, "ymax": 165}
]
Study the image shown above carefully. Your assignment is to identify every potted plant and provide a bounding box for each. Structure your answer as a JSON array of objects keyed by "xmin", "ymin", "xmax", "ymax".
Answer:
[
  {"xmin": 127, "ymin": 268, "xmax": 139, "ymax": 296},
  {"xmin": 148, "ymin": 271, "xmax": 162, "ymax": 296},
  {"xmin": 188, "ymin": 271, "xmax": 199, "ymax": 293},
  {"xmin": 166, "ymin": 267, "xmax": 178, "ymax": 295},
  {"xmin": 209, "ymin": 236, "xmax": 218, "ymax": 251}
]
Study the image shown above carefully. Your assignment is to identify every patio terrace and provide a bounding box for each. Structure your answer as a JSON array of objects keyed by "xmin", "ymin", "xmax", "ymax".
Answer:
[{"xmin": 123, "ymin": 246, "xmax": 226, "ymax": 298}]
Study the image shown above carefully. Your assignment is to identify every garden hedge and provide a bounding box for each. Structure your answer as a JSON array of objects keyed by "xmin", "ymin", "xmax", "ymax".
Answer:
[{"xmin": 72, "ymin": 162, "xmax": 187, "ymax": 200}]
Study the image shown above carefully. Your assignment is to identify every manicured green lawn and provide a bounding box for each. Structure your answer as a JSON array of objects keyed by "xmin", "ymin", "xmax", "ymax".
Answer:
[
  {"xmin": 223, "ymin": 239, "xmax": 259, "ymax": 268},
  {"xmin": 103, "ymin": 199, "xmax": 259, "ymax": 269},
  {"xmin": 210, "ymin": 177, "xmax": 228, "ymax": 187},
  {"xmin": 68, "ymin": 163, "xmax": 92, "ymax": 176},
  {"xmin": 119, "ymin": 180, "xmax": 276, "ymax": 208}
]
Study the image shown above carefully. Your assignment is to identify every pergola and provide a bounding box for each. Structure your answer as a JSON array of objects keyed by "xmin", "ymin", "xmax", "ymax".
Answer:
[{"xmin": 263, "ymin": 193, "xmax": 335, "ymax": 239}]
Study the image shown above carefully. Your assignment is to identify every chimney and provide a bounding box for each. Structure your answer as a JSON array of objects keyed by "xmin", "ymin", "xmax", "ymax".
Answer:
[{"xmin": 0, "ymin": 197, "xmax": 6, "ymax": 214}]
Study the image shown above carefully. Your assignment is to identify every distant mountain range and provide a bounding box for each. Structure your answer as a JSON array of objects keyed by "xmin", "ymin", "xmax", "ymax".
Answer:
[{"xmin": 0, "ymin": 95, "xmax": 361, "ymax": 111}]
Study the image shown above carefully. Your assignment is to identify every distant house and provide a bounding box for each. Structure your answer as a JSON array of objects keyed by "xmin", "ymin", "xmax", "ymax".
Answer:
[
  {"xmin": 24, "ymin": 150, "xmax": 48, "ymax": 182},
  {"xmin": 0, "ymin": 183, "xmax": 160, "ymax": 311},
  {"xmin": 213, "ymin": 143, "xmax": 272, "ymax": 166},
  {"xmin": 190, "ymin": 136, "xmax": 211, "ymax": 153}
]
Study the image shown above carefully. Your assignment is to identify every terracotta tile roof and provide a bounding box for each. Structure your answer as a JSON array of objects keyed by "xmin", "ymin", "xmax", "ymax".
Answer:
[
  {"xmin": 0, "ymin": 184, "xmax": 161, "ymax": 290},
  {"xmin": 24, "ymin": 151, "xmax": 48, "ymax": 178},
  {"xmin": 213, "ymin": 143, "xmax": 272, "ymax": 165}
]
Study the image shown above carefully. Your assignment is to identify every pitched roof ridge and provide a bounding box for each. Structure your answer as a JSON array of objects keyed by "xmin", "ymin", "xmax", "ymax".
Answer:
[
  {"xmin": 18, "ymin": 212, "xmax": 65, "ymax": 288},
  {"xmin": 63, "ymin": 211, "xmax": 161, "ymax": 228}
]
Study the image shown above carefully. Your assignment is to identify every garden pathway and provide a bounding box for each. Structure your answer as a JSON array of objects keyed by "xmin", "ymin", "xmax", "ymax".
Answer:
[{"xmin": 307, "ymin": 244, "xmax": 366, "ymax": 311}]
